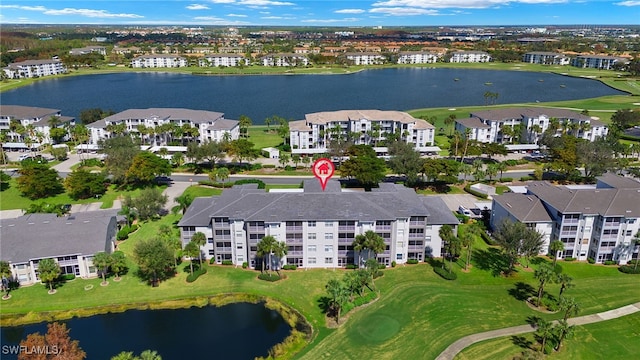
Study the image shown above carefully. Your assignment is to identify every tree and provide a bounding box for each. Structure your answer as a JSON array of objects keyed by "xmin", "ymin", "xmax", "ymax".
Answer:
[
  {"xmin": 325, "ymin": 278, "xmax": 348, "ymax": 324},
  {"xmin": 191, "ymin": 232, "xmax": 206, "ymax": 267},
  {"xmin": 216, "ymin": 167, "xmax": 230, "ymax": 184},
  {"xmin": 444, "ymin": 114, "xmax": 456, "ymax": 136},
  {"xmin": 100, "ymin": 136, "xmax": 140, "ymax": 184},
  {"xmin": 51, "ymin": 146, "xmax": 68, "ymax": 161},
  {"xmin": 16, "ymin": 164, "xmax": 64, "ymax": 199},
  {"xmin": 257, "ymin": 235, "xmax": 277, "ymax": 275},
  {"xmin": 183, "ymin": 241, "xmax": 200, "ymax": 276},
  {"xmin": 340, "ymin": 145, "xmax": 386, "ymax": 189},
  {"xmin": 460, "ymin": 226, "xmax": 477, "ymax": 271},
  {"xmin": 19, "ymin": 322, "xmax": 86, "ymax": 360},
  {"xmin": 559, "ymin": 296, "xmax": 580, "ymax": 321},
  {"xmin": 227, "ymin": 139, "xmax": 259, "ymax": 164},
  {"xmin": 92, "ymin": 252, "xmax": 113, "ymax": 286},
  {"xmin": 64, "ymin": 169, "xmax": 108, "ymax": 200},
  {"xmin": 126, "ymin": 152, "xmax": 171, "ymax": 184},
  {"xmin": 124, "ymin": 187, "xmax": 168, "ymax": 221},
  {"xmin": 387, "ymin": 141, "xmax": 423, "ymax": 185},
  {"xmin": 549, "ymin": 240, "xmax": 564, "ymax": 269},
  {"xmin": 483, "ymin": 143, "xmax": 508, "ymax": 160},
  {"xmin": 534, "ymin": 263, "xmax": 556, "ymax": 307},
  {"xmin": 1, "ymin": 171, "xmax": 12, "ymax": 190},
  {"xmin": 493, "ymin": 219, "xmax": 527, "ymax": 275},
  {"xmin": 239, "ymin": 114, "xmax": 252, "ymax": 138},
  {"xmin": 37, "ymin": 258, "xmax": 60, "ymax": 293},
  {"xmin": 352, "ymin": 230, "xmax": 385, "ymax": 267},
  {"xmin": 553, "ymin": 319, "xmax": 574, "ymax": 351},
  {"xmin": 271, "ymin": 240, "xmax": 288, "ymax": 276},
  {"xmin": 534, "ymin": 318, "xmax": 553, "ymax": 354},
  {"xmin": 110, "ymin": 251, "xmax": 127, "ymax": 280},
  {"xmin": 577, "ymin": 138, "xmax": 615, "ymax": 180},
  {"xmin": 556, "ymin": 273, "xmax": 574, "ymax": 298},
  {"xmin": 1, "ymin": 260, "xmax": 11, "ymax": 298},
  {"xmin": 611, "ymin": 108, "xmax": 640, "ymax": 129},
  {"xmin": 133, "ymin": 238, "xmax": 175, "ymax": 286},
  {"xmin": 520, "ymin": 228, "xmax": 545, "ymax": 268},
  {"xmin": 365, "ymin": 258, "xmax": 381, "ymax": 289}
]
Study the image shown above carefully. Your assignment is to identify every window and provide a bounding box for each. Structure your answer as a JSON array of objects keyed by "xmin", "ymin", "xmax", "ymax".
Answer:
[
  {"xmin": 325, "ymin": 221, "xmax": 333, "ymax": 227},
  {"xmin": 325, "ymin": 233, "xmax": 333, "ymax": 240},
  {"xmin": 325, "ymin": 245, "xmax": 333, "ymax": 252},
  {"xmin": 626, "ymin": 230, "xmax": 633, "ymax": 236},
  {"xmin": 308, "ymin": 233, "xmax": 316, "ymax": 240},
  {"xmin": 236, "ymin": 243, "xmax": 243, "ymax": 249},
  {"xmin": 308, "ymin": 221, "xmax": 316, "ymax": 227},
  {"xmin": 208, "ymin": 237, "xmax": 213, "ymax": 244},
  {"xmin": 325, "ymin": 257, "xmax": 333, "ymax": 264},
  {"xmin": 208, "ymin": 249, "xmax": 215, "ymax": 256},
  {"xmin": 308, "ymin": 257, "xmax": 316, "ymax": 265},
  {"xmin": 308, "ymin": 245, "xmax": 316, "ymax": 252},
  {"xmin": 396, "ymin": 254, "xmax": 403, "ymax": 260}
]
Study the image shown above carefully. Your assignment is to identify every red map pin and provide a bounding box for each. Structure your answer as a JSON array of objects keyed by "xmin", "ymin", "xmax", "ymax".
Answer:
[{"xmin": 312, "ymin": 158, "xmax": 335, "ymax": 191}]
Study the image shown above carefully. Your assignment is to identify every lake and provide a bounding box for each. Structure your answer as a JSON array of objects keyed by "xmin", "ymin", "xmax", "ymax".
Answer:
[
  {"xmin": 0, "ymin": 68, "xmax": 625, "ymax": 124},
  {"xmin": 0, "ymin": 302, "xmax": 291, "ymax": 360}
]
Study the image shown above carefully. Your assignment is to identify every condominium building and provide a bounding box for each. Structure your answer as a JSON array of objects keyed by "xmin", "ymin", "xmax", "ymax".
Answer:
[
  {"xmin": 571, "ymin": 55, "xmax": 627, "ymax": 70},
  {"xmin": 177, "ymin": 180, "xmax": 459, "ymax": 269},
  {"xmin": 199, "ymin": 54, "xmax": 249, "ymax": 67},
  {"xmin": 455, "ymin": 107, "xmax": 608, "ymax": 145},
  {"xmin": 522, "ymin": 52, "xmax": 570, "ymax": 65},
  {"xmin": 289, "ymin": 110, "xmax": 436, "ymax": 155},
  {"xmin": 69, "ymin": 46, "xmax": 107, "ymax": 56},
  {"xmin": 130, "ymin": 55, "xmax": 188, "ymax": 68},
  {"xmin": 344, "ymin": 52, "xmax": 386, "ymax": 65},
  {"xmin": 449, "ymin": 51, "xmax": 491, "ymax": 63},
  {"xmin": 491, "ymin": 173, "xmax": 640, "ymax": 264},
  {"xmin": 2, "ymin": 59, "xmax": 67, "ymax": 79},
  {"xmin": 87, "ymin": 108, "xmax": 239, "ymax": 145},
  {"xmin": 261, "ymin": 53, "xmax": 309, "ymax": 67},
  {"xmin": 0, "ymin": 105, "xmax": 75, "ymax": 149},
  {"xmin": 397, "ymin": 51, "xmax": 439, "ymax": 64},
  {"xmin": 0, "ymin": 211, "xmax": 119, "ymax": 285}
]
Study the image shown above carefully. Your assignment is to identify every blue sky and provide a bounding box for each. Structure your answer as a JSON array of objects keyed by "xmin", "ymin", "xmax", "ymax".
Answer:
[{"xmin": 1, "ymin": 1, "xmax": 639, "ymax": 26}]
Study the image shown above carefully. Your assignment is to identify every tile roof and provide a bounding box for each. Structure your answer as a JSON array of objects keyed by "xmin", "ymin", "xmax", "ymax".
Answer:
[
  {"xmin": 471, "ymin": 107, "xmax": 592, "ymax": 122},
  {"xmin": 304, "ymin": 110, "xmax": 426, "ymax": 125},
  {"xmin": 100, "ymin": 108, "xmax": 225, "ymax": 125},
  {"xmin": 0, "ymin": 105, "xmax": 61, "ymax": 120},
  {"xmin": 455, "ymin": 117, "xmax": 490, "ymax": 129}
]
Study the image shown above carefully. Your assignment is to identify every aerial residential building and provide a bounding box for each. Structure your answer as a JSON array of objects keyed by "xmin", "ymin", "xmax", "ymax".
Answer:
[
  {"xmin": 522, "ymin": 52, "xmax": 570, "ymax": 65},
  {"xmin": 69, "ymin": 46, "xmax": 107, "ymax": 56},
  {"xmin": 0, "ymin": 105, "xmax": 75, "ymax": 150},
  {"xmin": 571, "ymin": 55, "xmax": 627, "ymax": 70},
  {"xmin": 449, "ymin": 51, "xmax": 491, "ymax": 63},
  {"xmin": 261, "ymin": 53, "xmax": 309, "ymax": 67},
  {"xmin": 2, "ymin": 59, "xmax": 67, "ymax": 79},
  {"xmin": 199, "ymin": 54, "xmax": 249, "ymax": 67},
  {"xmin": 491, "ymin": 173, "xmax": 640, "ymax": 264},
  {"xmin": 0, "ymin": 211, "xmax": 119, "ymax": 285},
  {"xmin": 344, "ymin": 52, "xmax": 386, "ymax": 65},
  {"xmin": 130, "ymin": 55, "xmax": 188, "ymax": 68},
  {"xmin": 177, "ymin": 180, "xmax": 459, "ymax": 269},
  {"xmin": 288, "ymin": 110, "xmax": 436, "ymax": 155},
  {"xmin": 397, "ymin": 51, "xmax": 439, "ymax": 64},
  {"xmin": 87, "ymin": 108, "xmax": 239, "ymax": 146},
  {"xmin": 455, "ymin": 107, "xmax": 608, "ymax": 145}
]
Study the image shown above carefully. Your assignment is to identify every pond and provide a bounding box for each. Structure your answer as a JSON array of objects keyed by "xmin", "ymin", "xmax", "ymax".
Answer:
[
  {"xmin": 0, "ymin": 302, "xmax": 291, "ymax": 359},
  {"xmin": 0, "ymin": 68, "xmax": 625, "ymax": 124}
]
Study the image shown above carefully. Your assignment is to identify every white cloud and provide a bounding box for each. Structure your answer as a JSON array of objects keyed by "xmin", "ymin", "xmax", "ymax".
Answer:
[
  {"xmin": 371, "ymin": 0, "xmax": 566, "ymax": 9},
  {"xmin": 43, "ymin": 8, "xmax": 144, "ymax": 18},
  {"xmin": 0, "ymin": 5, "xmax": 47, "ymax": 11},
  {"xmin": 260, "ymin": 15, "xmax": 295, "ymax": 19},
  {"xmin": 370, "ymin": 7, "xmax": 440, "ymax": 15},
  {"xmin": 616, "ymin": 1, "xmax": 640, "ymax": 5},
  {"xmin": 227, "ymin": 13, "xmax": 248, "ymax": 17},
  {"xmin": 302, "ymin": 17, "xmax": 360, "ymax": 23},
  {"xmin": 194, "ymin": 16, "xmax": 226, "ymax": 21},
  {"xmin": 187, "ymin": 4, "xmax": 211, "ymax": 10},
  {"xmin": 238, "ymin": 0, "xmax": 295, "ymax": 5},
  {"xmin": 209, "ymin": 0, "xmax": 237, "ymax": 3},
  {"xmin": 335, "ymin": 9, "xmax": 366, "ymax": 14}
]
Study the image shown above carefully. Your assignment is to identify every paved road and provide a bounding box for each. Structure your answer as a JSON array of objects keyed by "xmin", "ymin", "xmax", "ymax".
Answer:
[{"xmin": 435, "ymin": 301, "xmax": 640, "ymax": 360}]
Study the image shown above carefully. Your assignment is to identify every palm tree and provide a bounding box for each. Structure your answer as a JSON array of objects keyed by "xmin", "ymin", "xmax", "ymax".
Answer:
[
  {"xmin": 549, "ymin": 240, "xmax": 564, "ymax": 269},
  {"xmin": 496, "ymin": 161, "xmax": 507, "ymax": 180},
  {"xmin": 0, "ymin": 260, "xmax": 12, "ymax": 298},
  {"xmin": 352, "ymin": 230, "xmax": 385, "ymax": 267},
  {"xmin": 633, "ymin": 231, "xmax": 640, "ymax": 271},
  {"xmin": 271, "ymin": 240, "xmax": 288, "ymax": 276},
  {"xmin": 444, "ymin": 114, "xmax": 456, "ymax": 136},
  {"xmin": 183, "ymin": 241, "xmax": 200, "ymax": 276},
  {"xmin": 93, "ymin": 252, "xmax": 113, "ymax": 286},
  {"xmin": 559, "ymin": 296, "xmax": 580, "ymax": 321},
  {"xmin": 460, "ymin": 228, "xmax": 475, "ymax": 271},
  {"xmin": 534, "ymin": 318, "xmax": 553, "ymax": 354},
  {"xmin": 553, "ymin": 319, "xmax": 574, "ymax": 351},
  {"xmin": 257, "ymin": 235, "xmax": 277, "ymax": 275},
  {"xmin": 557, "ymin": 273, "xmax": 574, "ymax": 298},
  {"xmin": 37, "ymin": 258, "xmax": 60, "ymax": 294},
  {"xmin": 534, "ymin": 263, "xmax": 556, "ymax": 307},
  {"xmin": 190, "ymin": 232, "xmax": 206, "ymax": 267},
  {"xmin": 239, "ymin": 115, "xmax": 252, "ymax": 138},
  {"xmin": 325, "ymin": 279, "xmax": 348, "ymax": 324},
  {"xmin": 460, "ymin": 129, "xmax": 472, "ymax": 163},
  {"xmin": 173, "ymin": 193, "xmax": 193, "ymax": 215},
  {"xmin": 216, "ymin": 167, "xmax": 230, "ymax": 184}
]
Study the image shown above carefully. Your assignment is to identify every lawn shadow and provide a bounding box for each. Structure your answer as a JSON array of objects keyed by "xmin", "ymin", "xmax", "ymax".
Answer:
[
  {"xmin": 511, "ymin": 335, "xmax": 534, "ymax": 350},
  {"xmin": 472, "ymin": 247, "xmax": 509, "ymax": 277},
  {"xmin": 317, "ymin": 296, "xmax": 331, "ymax": 315},
  {"xmin": 508, "ymin": 282, "xmax": 536, "ymax": 301}
]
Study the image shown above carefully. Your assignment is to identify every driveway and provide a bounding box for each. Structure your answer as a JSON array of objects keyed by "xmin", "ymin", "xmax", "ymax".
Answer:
[
  {"xmin": 434, "ymin": 194, "xmax": 483, "ymax": 212},
  {"xmin": 162, "ymin": 181, "xmax": 191, "ymax": 211}
]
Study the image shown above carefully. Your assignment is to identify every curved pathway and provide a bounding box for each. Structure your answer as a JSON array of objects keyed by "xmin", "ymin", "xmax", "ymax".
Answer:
[{"xmin": 435, "ymin": 301, "xmax": 640, "ymax": 360}]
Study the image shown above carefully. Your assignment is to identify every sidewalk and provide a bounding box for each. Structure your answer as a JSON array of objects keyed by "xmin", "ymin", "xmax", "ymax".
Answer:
[{"xmin": 435, "ymin": 301, "xmax": 640, "ymax": 360}]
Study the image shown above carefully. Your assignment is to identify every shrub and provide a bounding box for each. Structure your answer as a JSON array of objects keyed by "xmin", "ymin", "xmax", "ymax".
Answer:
[
  {"xmin": 242, "ymin": 262, "xmax": 248, "ymax": 269},
  {"xmin": 263, "ymin": 164, "xmax": 276, "ymax": 169},
  {"xmin": 407, "ymin": 259, "xmax": 419, "ymax": 265},
  {"xmin": 222, "ymin": 260, "xmax": 233, "ymax": 266},
  {"xmin": 186, "ymin": 268, "xmax": 207, "ymax": 282},
  {"xmin": 117, "ymin": 228, "xmax": 130, "ymax": 241},
  {"xmin": 541, "ymin": 294, "xmax": 559, "ymax": 312},
  {"xmin": 455, "ymin": 213, "xmax": 470, "ymax": 224},
  {"xmin": 588, "ymin": 257, "xmax": 596, "ymax": 264},
  {"xmin": 604, "ymin": 260, "xmax": 617, "ymax": 266},
  {"xmin": 480, "ymin": 231, "xmax": 497, "ymax": 245},
  {"xmin": 282, "ymin": 264, "xmax": 297, "ymax": 270},
  {"xmin": 391, "ymin": 261, "xmax": 397, "ymax": 268},
  {"xmin": 373, "ymin": 270, "xmax": 384, "ymax": 279},
  {"xmin": 504, "ymin": 160, "xmax": 518, "ymax": 166},
  {"xmin": 60, "ymin": 274, "xmax": 75, "ymax": 281},
  {"xmin": 618, "ymin": 265, "xmax": 640, "ymax": 274},
  {"xmin": 499, "ymin": 177, "xmax": 513, "ymax": 182},
  {"xmin": 209, "ymin": 258, "xmax": 216, "ymax": 265},
  {"xmin": 234, "ymin": 179, "xmax": 266, "ymax": 189},
  {"xmin": 520, "ymin": 176, "xmax": 533, "ymax": 181},
  {"xmin": 564, "ymin": 257, "xmax": 576, "ymax": 262},
  {"xmin": 345, "ymin": 264, "xmax": 358, "ymax": 270},
  {"xmin": 464, "ymin": 184, "xmax": 489, "ymax": 199},
  {"xmin": 258, "ymin": 273, "xmax": 281, "ymax": 282},
  {"xmin": 433, "ymin": 266, "xmax": 457, "ymax": 280}
]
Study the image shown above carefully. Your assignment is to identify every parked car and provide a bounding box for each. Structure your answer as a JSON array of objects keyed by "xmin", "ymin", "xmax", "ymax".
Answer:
[{"xmin": 458, "ymin": 206, "xmax": 472, "ymax": 216}]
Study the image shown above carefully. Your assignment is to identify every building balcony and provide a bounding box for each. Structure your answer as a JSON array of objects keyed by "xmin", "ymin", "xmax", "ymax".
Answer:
[
  {"xmin": 559, "ymin": 231, "xmax": 577, "ymax": 237},
  {"xmin": 286, "ymin": 239, "xmax": 303, "ymax": 245},
  {"xmin": 376, "ymin": 225, "xmax": 392, "ymax": 231},
  {"xmin": 288, "ymin": 250, "xmax": 303, "ymax": 256},
  {"xmin": 408, "ymin": 233, "xmax": 424, "ymax": 239},
  {"xmin": 338, "ymin": 250, "xmax": 353, "ymax": 257},
  {"xmin": 58, "ymin": 259, "xmax": 79, "ymax": 266},
  {"xmin": 213, "ymin": 223, "xmax": 230, "ymax": 229},
  {"xmin": 338, "ymin": 238, "xmax": 353, "ymax": 244},
  {"xmin": 215, "ymin": 247, "xmax": 233, "ymax": 252},
  {"xmin": 338, "ymin": 226, "xmax": 355, "ymax": 232},
  {"xmin": 409, "ymin": 221, "xmax": 426, "ymax": 227},
  {"xmin": 603, "ymin": 223, "xmax": 621, "ymax": 228},
  {"xmin": 248, "ymin": 226, "xmax": 264, "ymax": 232},
  {"xmin": 286, "ymin": 226, "xmax": 303, "ymax": 232},
  {"xmin": 408, "ymin": 245, "xmax": 424, "ymax": 251},
  {"xmin": 562, "ymin": 219, "xmax": 579, "ymax": 224}
]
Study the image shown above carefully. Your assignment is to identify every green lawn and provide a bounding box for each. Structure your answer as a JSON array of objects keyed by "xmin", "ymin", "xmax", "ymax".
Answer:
[
  {"xmin": 247, "ymin": 126, "xmax": 285, "ymax": 149},
  {"xmin": 455, "ymin": 312, "xmax": 640, "ymax": 360},
  {"xmin": 180, "ymin": 185, "xmax": 223, "ymax": 199},
  {"xmin": 2, "ymin": 218, "xmax": 638, "ymax": 360}
]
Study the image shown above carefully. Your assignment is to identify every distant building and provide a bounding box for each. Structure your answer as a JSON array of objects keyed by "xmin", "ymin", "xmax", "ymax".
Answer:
[
  {"xmin": 87, "ymin": 108, "xmax": 239, "ymax": 146},
  {"xmin": 2, "ymin": 59, "xmax": 67, "ymax": 79},
  {"xmin": 491, "ymin": 174, "xmax": 640, "ymax": 264},
  {"xmin": 178, "ymin": 180, "xmax": 459, "ymax": 268},
  {"xmin": 522, "ymin": 52, "xmax": 570, "ymax": 65},
  {"xmin": 397, "ymin": 51, "xmax": 439, "ymax": 64},
  {"xmin": 289, "ymin": 110, "xmax": 436, "ymax": 155},
  {"xmin": 69, "ymin": 46, "xmax": 107, "ymax": 56},
  {"xmin": 449, "ymin": 51, "xmax": 491, "ymax": 63},
  {"xmin": 571, "ymin": 55, "xmax": 627, "ymax": 70},
  {"xmin": 0, "ymin": 105, "xmax": 75, "ymax": 149},
  {"xmin": 199, "ymin": 54, "xmax": 249, "ymax": 67},
  {"xmin": 344, "ymin": 52, "xmax": 386, "ymax": 65},
  {"xmin": 261, "ymin": 53, "xmax": 308, "ymax": 67},
  {"xmin": 130, "ymin": 55, "xmax": 188, "ymax": 68}
]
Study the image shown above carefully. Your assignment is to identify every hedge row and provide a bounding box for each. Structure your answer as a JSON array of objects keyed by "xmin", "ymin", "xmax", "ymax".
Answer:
[
  {"xmin": 282, "ymin": 264, "xmax": 297, "ymax": 270},
  {"xmin": 406, "ymin": 259, "xmax": 419, "ymax": 265},
  {"xmin": 186, "ymin": 268, "xmax": 207, "ymax": 283},
  {"xmin": 258, "ymin": 273, "xmax": 282, "ymax": 282},
  {"xmin": 464, "ymin": 184, "xmax": 489, "ymax": 199},
  {"xmin": 619, "ymin": 265, "xmax": 640, "ymax": 274},
  {"xmin": 117, "ymin": 224, "xmax": 139, "ymax": 241}
]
